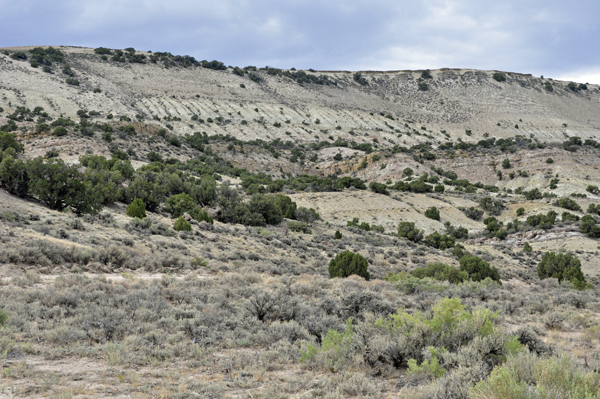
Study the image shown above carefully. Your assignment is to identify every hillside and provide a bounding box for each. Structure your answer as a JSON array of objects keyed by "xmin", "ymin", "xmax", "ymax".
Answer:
[{"xmin": 1, "ymin": 45, "xmax": 600, "ymax": 398}]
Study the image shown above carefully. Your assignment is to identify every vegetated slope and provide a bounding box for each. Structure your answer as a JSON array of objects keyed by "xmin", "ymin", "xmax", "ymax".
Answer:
[
  {"xmin": 1, "ymin": 45, "xmax": 600, "ymax": 146},
  {"xmin": 3, "ymin": 45, "xmax": 600, "ymax": 398}
]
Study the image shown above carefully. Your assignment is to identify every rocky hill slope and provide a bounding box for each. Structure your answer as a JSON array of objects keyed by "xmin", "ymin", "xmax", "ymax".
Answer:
[{"xmin": 2, "ymin": 45, "xmax": 600, "ymax": 398}]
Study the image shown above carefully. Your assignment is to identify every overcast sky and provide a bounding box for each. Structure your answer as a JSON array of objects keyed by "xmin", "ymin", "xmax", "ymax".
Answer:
[{"xmin": 1, "ymin": 0, "xmax": 599, "ymax": 83}]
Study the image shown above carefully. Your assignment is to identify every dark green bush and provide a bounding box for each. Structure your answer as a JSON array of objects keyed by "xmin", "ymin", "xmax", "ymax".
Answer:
[
  {"xmin": 328, "ymin": 251, "xmax": 369, "ymax": 280},
  {"xmin": 126, "ymin": 198, "xmax": 146, "ymax": 218},
  {"xmin": 492, "ymin": 72, "xmax": 506, "ymax": 82},
  {"xmin": 369, "ymin": 182, "xmax": 389, "ymax": 195},
  {"xmin": 334, "ymin": 230, "xmax": 342, "ymax": 239},
  {"xmin": 248, "ymin": 194, "xmax": 283, "ymax": 225},
  {"xmin": 274, "ymin": 194, "xmax": 297, "ymax": 219},
  {"xmin": 554, "ymin": 197, "xmax": 581, "ymax": 212},
  {"xmin": 526, "ymin": 211, "xmax": 557, "ymax": 229},
  {"xmin": 479, "ymin": 197, "xmax": 505, "ymax": 216},
  {"xmin": 173, "ymin": 217, "xmax": 192, "ymax": 231},
  {"xmin": 461, "ymin": 206, "xmax": 484, "ymax": 221},
  {"xmin": 0, "ymin": 155, "xmax": 29, "ymax": 196},
  {"xmin": 397, "ymin": 222, "xmax": 423, "ymax": 242},
  {"xmin": 459, "ymin": 255, "xmax": 501, "ymax": 283},
  {"xmin": 516, "ymin": 207, "xmax": 525, "ymax": 216},
  {"xmin": 65, "ymin": 78, "xmax": 80, "ymax": 86},
  {"xmin": 537, "ymin": 252, "xmax": 586, "ymax": 289},
  {"xmin": 562, "ymin": 212, "xmax": 580, "ymax": 222},
  {"xmin": 423, "ymin": 232, "xmax": 455, "ymax": 250},
  {"xmin": 0, "ymin": 131, "xmax": 24, "ymax": 153},
  {"xmin": 353, "ymin": 72, "xmax": 368, "ymax": 86},
  {"xmin": 587, "ymin": 185, "xmax": 599, "ymax": 194},
  {"xmin": 163, "ymin": 193, "xmax": 196, "ymax": 217},
  {"xmin": 53, "ymin": 127, "xmax": 68, "ymax": 137},
  {"xmin": 580, "ymin": 215, "xmax": 600, "ymax": 237},
  {"xmin": 424, "ymin": 206, "xmax": 440, "ymax": 221}
]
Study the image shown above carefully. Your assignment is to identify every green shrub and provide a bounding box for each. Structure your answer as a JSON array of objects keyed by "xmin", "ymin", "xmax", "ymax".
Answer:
[
  {"xmin": 461, "ymin": 206, "xmax": 484, "ymax": 221},
  {"xmin": 522, "ymin": 188, "xmax": 541, "ymax": 200},
  {"xmin": 53, "ymin": 126, "xmax": 68, "ymax": 136},
  {"xmin": 65, "ymin": 78, "xmax": 80, "ymax": 86},
  {"xmin": 328, "ymin": 251, "xmax": 370, "ymax": 280},
  {"xmin": 502, "ymin": 158, "xmax": 511, "ymax": 169},
  {"xmin": 562, "ymin": 212, "xmax": 580, "ymax": 222},
  {"xmin": 334, "ymin": 230, "xmax": 342, "ymax": 239},
  {"xmin": 492, "ymin": 72, "xmax": 506, "ymax": 82},
  {"xmin": 163, "ymin": 193, "xmax": 196, "ymax": 217},
  {"xmin": 526, "ymin": 211, "xmax": 556, "ymax": 229},
  {"xmin": 580, "ymin": 215, "xmax": 600, "ymax": 237},
  {"xmin": 424, "ymin": 232, "xmax": 455, "ymax": 250},
  {"xmin": 369, "ymin": 182, "xmax": 389, "ymax": 195},
  {"xmin": 173, "ymin": 217, "xmax": 191, "ymax": 231},
  {"xmin": 274, "ymin": 194, "xmax": 297, "ymax": 219},
  {"xmin": 523, "ymin": 242, "xmax": 533, "ymax": 252},
  {"xmin": 546, "ymin": 157, "xmax": 554, "ymax": 164},
  {"xmin": 480, "ymin": 197, "xmax": 505, "ymax": 215},
  {"xmin": 413, "ymin": 262, "xmax": 467, "ymax": 284},
  {"xmin": 516, "ymin": 207, "xmax": 525, "ymax": 216},
  {"xmin": 537, "ymin": 252, "xmax": 586, "ymax": 288},
  {"xmin": 459, "ymin": 255, "xmax": 501, "ymax": 283},
  {"xmin": 434, "ymin": 184, "xmax": 445, "ymax": 193},
  {"xmin": 0, "ymin": 155, "xmax": 29, "ymax": 197},
  {"xmin": 126, "ymin": 198, "xmax": 146, "ymax": 218},
  {"xmin": 424, "ymin": 206, "xmax": 440, "ymax": 221},
  {"xmin": 248, "ymin": 194, "xmax": 283, "ymax": 225},
  {"xmin": 471, "ymin": 352, "xmax": 600, "ymax": 399},
  {"xmin": 397, "ymin": 222, "xmax": 423, "ymax": 242},
  {"xmin": 554, "ymin": 197, "xmax": 581, "ymax": 212},
  {"xmin": 587, "ymin": 185, "xmax": 599, "ymax": 194},
  {"xmin": 0, "ymin": 132, "xmax": 24, "ymax": 153}
]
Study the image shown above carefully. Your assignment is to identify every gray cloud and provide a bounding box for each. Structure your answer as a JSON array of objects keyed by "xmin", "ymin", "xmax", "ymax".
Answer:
[{"xmin": 1, "ymin": 0, "xmax": 599, "ymax": 81}]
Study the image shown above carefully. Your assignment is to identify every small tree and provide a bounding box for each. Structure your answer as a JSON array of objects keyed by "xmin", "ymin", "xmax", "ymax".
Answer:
[
  {"xmin": 424, "ymin": 206, "xmax": 440, "ymax": 221},
  {"xmin": 369, "ymin": 182, "xmax": 389, "ymax": 195},
  {"xmin": 502, "ymin": 158, "xmax": 511, "ymax": 169},
  {"xmin": 516, "ymin": 207, "xmax": 525, "ymax": 216},
  {"xmin": 328, "ymin": 251, "xmax": 370, "ymax": 280},
  {"xmin": 492, "ymin": 72, "xmax": 506, "ymax": 82},
  {"xmin": 163, "ymin": 193, "xmax": 196, "ymax": 217},
  {"xmin": 173, "ymin": 217, "xmax": 192, "ymax": 231},
  {"xmin": 126, "ymin": 198, "xmax": 146, "ymax": 218},
  {"xmin": 523, "ymin": 242, "xmax": 533, "ymax": 252},
  {"xmin": 537, "ymin": 252, "xmax": 586, "ymax": 289},
  {"xmin": 397, "ymin": 222, "xmax": 423, "ymax": 242},
  {"xmin": 334, "ymin": 230, "xmax": 343, "ymax": 239},
  {"xmin": 53, "ymin": 127, "xmax": 68, "ymax": 136},
  {"xmin": 459, "ymin": 255, "xmax": 501, "ymax": 283},
  {"xmin": 553, "ymin": 197, "xmax": 581, "ymax": 212}
]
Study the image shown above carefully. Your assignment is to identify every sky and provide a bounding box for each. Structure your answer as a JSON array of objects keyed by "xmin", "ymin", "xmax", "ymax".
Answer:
[{"xmin": 1, "ymin": 0, "xmax": 600, "ymax": 83}]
